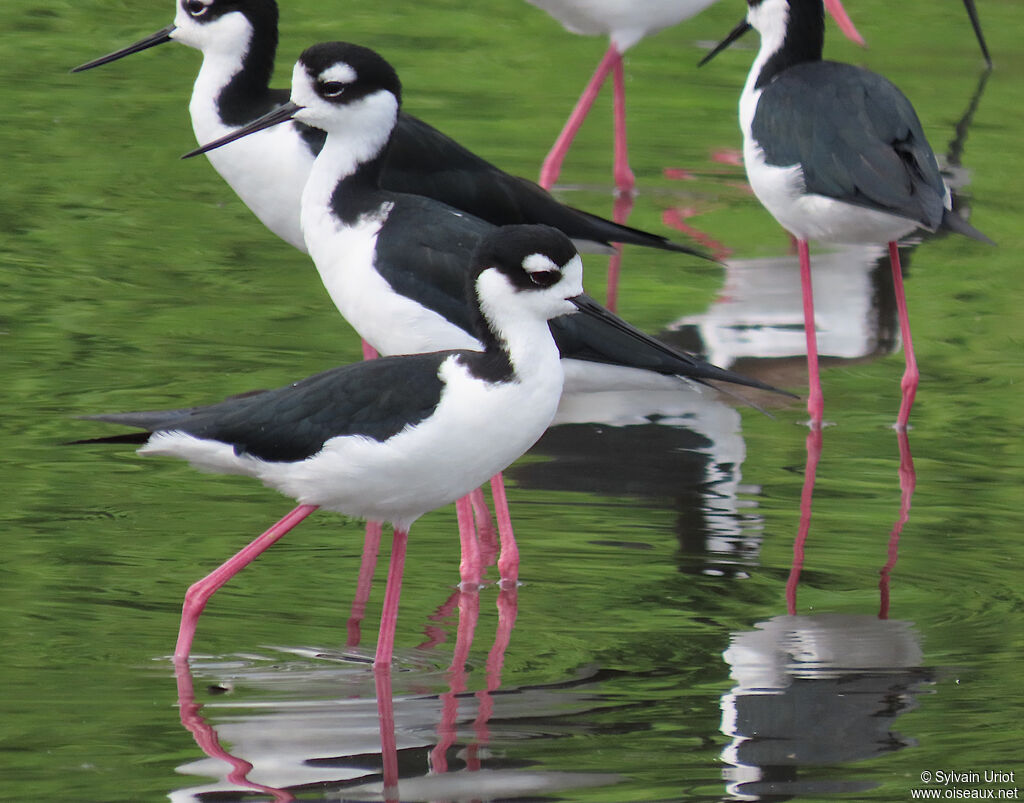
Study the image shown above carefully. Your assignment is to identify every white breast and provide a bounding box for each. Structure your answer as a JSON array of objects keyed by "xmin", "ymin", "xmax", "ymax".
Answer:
[{"xmin": 189, "ymin": 56, "xmax": 314, "ymax": 252}]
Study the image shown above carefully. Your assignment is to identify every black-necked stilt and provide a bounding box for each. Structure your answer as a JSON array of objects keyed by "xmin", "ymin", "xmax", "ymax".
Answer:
[
  {"xmin": 187, "ymin": 41, "xmax": 782, "ymax": 399},
  {"xmin": 71, "ymin": 0, "xmax": 704, "ymax": 259},
  {"xmin": 187, "ymin": 40, "xmax": 790, "ymax": 598},
  {"xmin": 81, "ymin": 224, "xmax": 597, "ymax": 667},
  {"xmin": 188, "ymin": 39, "xmax": 786, "ymax": 405},
  {"xmin": 525, "ymin": 0, "xmax": 863, "ymax": 194},
  {"xmin": 701, "ymin": 0, "xmax": 992, "ymax": 429},
  {"xmin": 185, "ymin": 40, "xmax": 791, "ymax": 590}
]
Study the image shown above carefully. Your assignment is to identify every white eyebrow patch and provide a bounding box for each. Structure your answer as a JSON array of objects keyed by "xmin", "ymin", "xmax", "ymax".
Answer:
[
  {"xmin": 320, "ymin": 62, "xmax": 358, "ymax": 85},
  {"xmin": 522, "ymin": 253, "xmax": 559, "ymax": 274}
]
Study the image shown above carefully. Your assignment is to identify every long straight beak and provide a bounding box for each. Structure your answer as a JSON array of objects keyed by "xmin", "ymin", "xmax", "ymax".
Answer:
[
  {"xmin": 182, "ymin": 101, "xmax": 304, "ymax": 159},
  {"xmin": 71, "ymin": 25, "xmax": 176, "ymax": 72},
  {"xmin": 566, "ymin": 294, "xmax": 794, "ymax": 396},
  {"xmin": 961, "ymin": 0, "xmax": 992, "ymax": 67},
  {"xmin": 698, "ymin": 20, "xmax": 752, "ymax": 67}
]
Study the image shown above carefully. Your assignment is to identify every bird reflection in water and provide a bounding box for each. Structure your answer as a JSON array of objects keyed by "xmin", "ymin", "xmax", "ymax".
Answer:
[
  {"xmin": 169, "ymin": 586, "xmax": 615, "ymax": 801},
  {"xmin": 720, "ymin": 428, "xmax": 923, "ymax": 800},
  {"xmin": 662, "ymin": 65, "xmax": 991, "ymax": 417}
]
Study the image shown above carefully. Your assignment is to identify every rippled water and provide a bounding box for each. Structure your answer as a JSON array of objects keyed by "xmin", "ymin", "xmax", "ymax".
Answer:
[{"xmin": 1, "ymin": 0, "xmax": 1022, "ymax": 800}]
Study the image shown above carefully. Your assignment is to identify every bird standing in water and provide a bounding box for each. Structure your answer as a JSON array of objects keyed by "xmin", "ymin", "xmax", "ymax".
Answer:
[
  {"xmin": 701, "ymin": 0, "xmax": 992, "ymax": 428},
  {"xmin": 81, "ymin": 225, "xmax": 609, "ymax": 667}
]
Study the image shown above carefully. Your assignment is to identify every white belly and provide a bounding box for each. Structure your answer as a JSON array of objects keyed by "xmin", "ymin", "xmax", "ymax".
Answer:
[
  {"xmin": 743, "ymin": 139, "xmax": 922, "ymax": 245},
  {"xmin": 191, "ymin": 94, "xmax": 313, "ymax": 252},
  {"xmin": 143, "ymin": 356, "xmax": 563, "ymax": 530}
]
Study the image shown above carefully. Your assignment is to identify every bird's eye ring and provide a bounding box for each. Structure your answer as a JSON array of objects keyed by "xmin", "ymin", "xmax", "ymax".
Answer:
[
  {"xmin": 528, "ymin": 270, "xmax": 560, "ymax": 288},
  {"xmin": 320, "ymin": 81, "xmax": 346, "ymax": 98}
]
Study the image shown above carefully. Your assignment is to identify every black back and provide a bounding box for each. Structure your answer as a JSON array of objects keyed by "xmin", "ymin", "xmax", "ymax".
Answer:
[{"xmin": 753, "ymin": 60, "xmax": 947, "ymax": 229}]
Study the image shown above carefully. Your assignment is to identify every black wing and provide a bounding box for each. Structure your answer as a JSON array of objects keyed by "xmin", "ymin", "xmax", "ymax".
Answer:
[
  {"xmin": 375, "ymin": 193, "xmax": 493, "ymax": 336},
  {"xmin": 754, "ymin": 61, "xmax": 947, "ymax": 229},
  {"xmin": 383, "ymin": 113, "xmax": 706, "ymax": 257},
  {"xmin": 84, "ymin": 355, "xmax": 451, "ymax": 462},
  {"xmin": 376, "ymin": 196, "xmax": 781, "ymax": 393}
]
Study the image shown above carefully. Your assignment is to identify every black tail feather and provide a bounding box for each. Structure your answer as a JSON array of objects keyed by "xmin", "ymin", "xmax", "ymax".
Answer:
[{"xmin": 941, "ymin": 208, "xmax": 994, "ymax": 245}]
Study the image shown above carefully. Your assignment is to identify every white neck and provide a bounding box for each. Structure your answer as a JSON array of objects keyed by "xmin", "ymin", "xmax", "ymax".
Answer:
[
  {"xmin": 740, "ymin": 1, "xmax": 789, "ymax": 133},
  {"xmin": 299, "ymin": 92, "xmax": 398, "ymax": 229}
]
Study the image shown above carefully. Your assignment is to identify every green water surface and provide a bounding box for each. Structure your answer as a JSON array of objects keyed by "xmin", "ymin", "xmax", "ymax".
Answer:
[{"xmin": 1, "ymin": 0, "xmax": 1022, "ymax": 800}]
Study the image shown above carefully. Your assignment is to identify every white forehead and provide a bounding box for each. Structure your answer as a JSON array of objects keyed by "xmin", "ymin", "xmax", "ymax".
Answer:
[
  {"xmin": 320, "ymin": 63, "xmax": 358, "ymax": 84},
  {"xmin": 292, "ymin": 60, "xmax": 358, "ymax": 106},
  {"xmin": 522, "ymin": 253, "xmax": 560, "ymax": 274}
]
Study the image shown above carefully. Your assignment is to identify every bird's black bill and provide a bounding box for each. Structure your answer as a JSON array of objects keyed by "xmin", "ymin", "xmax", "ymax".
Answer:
[
  {"xmin": 566, "ymin": 294, "xmax": 794, "ymax": 397},
  {"xmin": 182, "ymin": 101, "xmax": 303, "ymax": 159},
  {"xmin": 962, "ymin": 0, "xmax": 992, "ymax": 68},
  {"xmin": 698, "ymin": 20, "xmax": 752, "ymax": 67},
  {"xmin": 71, "ymin": 25, "xmax": 176, "ymax": 72}
]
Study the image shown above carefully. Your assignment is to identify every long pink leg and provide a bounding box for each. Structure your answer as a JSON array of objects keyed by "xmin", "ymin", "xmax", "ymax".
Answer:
[
  {"xmin": 879, "ymin": 430, "xmax": 916, "ymax": 619},
  {"xmin": 824, "ymin": 0, "xmax": 865, "ymax": 46},
  {"xmin": 610, "ymin": 49, "xmax": 635, "ymax": 195},
  {"xmin": 797, "ymin": 239, "xmax": 824, "ymax": 427},
  {"xmin": 346, "ymin": 520, "xmax": 382, "ymax": 647},
  {"xmin": 430, "ymin": 589, "xmax": 479, "ymax": 773},
  {"xmin": 355, "ymin": 342, "xmax": 386, "ymax": 634},
  {"xmin": 374, "ymin": 527, "xmax": 409, "ymax": 668},
  {"xmin": 469, "ymin": 487, "xmax": 498, "ymax": 567},
  {"xmin": 539, "ymin": 45, "xmax": 619, "ymax": 190},
  {"xmin": 456, "ymin": 495, "xmax": 482, "ymax": 588},
  {"xmin": 605, "ymin": 192, "xmax": 635, "ymax": 312},
  {"xmin": 474, "ymin": 585, "xmax": 519, "ymax": 745},
  {"xmin": 785, "ymin": 427, "xmax": 823, "ymax": 614},
  {"xmin": 174, "ymin": 503, "xmax": 319, "ymax": 661},
  {"xmin": 374, "ymin": 665, "xmax": 400, "ymax": 802},
  {"xmin": 889, "ymin": 242, "xmax": 919, "ymax": 430},
  {"xmin": 175, "ymin": 663, "xmax": 296, "ymax": 802},
  {"xmin": 488, "ymin": 474, "xmax": 519, "ymax": 585}
]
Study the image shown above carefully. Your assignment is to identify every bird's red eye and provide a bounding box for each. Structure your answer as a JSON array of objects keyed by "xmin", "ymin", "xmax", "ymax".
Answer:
[{"xmin": 529, "ymin": 270, "xmax": 560, "ymax": 288}]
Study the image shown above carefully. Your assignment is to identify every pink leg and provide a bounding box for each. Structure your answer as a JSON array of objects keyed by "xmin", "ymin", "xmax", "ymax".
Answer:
[
  {"xmin": 174, "ymin": 503, "xmax": 319, "ymax": 661},
  {"xmin": 539, "ymin": 45, "xmax": 619, "ymax": 190},
  {"xmin": 823, "ymin": 0, "xmax": 866, "ymax": 46},
  {"xmin": 346, "ymin": 520, "xmax": 383, "ymax": 647},
  {"xmin": 469, "ymin": 487, "xmax": 498, "ymax": 567},
  {"xmin": 879, "ymin": 430, "xmax": 916, "ymax": 619},
  {"xmin": 785, "ymin": 427, "xmax": 823, "ymax": 614},
  {"xmin": 488, "ymin": 473, "xmax": 519, "ymax": 585},
  {"xmin": 661, "ymin": 207, "xmax": 732, "ymax": 262},
  {"xmin": 175, "ymin": 663, "xmax": 295, "ymax": 802},
  {"xmin": 797, "ymin": 239, "xmax": 824, "ymax": 427},
  {"xmin": 374, "ymin": 527, "xmax": 409, "ymax": 668},
  {"xmin": 374, "ymin": 665, "xmax": 400, "ymax": 802},
  {"xmin": 604, "ymin": 192, "xmax": 634, "ymax": 312},
  {"xmin": 610, "ymin": 50, "xmax": 635, "ymax": 195},
  {"xmin": 430, "ymin": 589, "xmax": 480, "ymax": 773},
  {"xmin": 456, "ymin": 495, "xmax": 482, "ymax": 589},
  {"xmin": 473, "ymin": 586, "xmax": 519, "ymax": 751},
  {"xmin": 361, "ymin": 340, "xmax": 379, "ymax": 361},
  {"xmin": 889, "ymin": 242, "xmax": 919, "ymax": 430}
]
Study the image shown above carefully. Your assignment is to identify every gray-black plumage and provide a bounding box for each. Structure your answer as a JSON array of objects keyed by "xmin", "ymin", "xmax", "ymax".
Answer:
[
  {"xmin": 83, "ymin": 357, "xmax": 450, "ymax": 462},
  {"xmin": 79, "ymin": 224, "xmax": 586, "ymax": 461},
  {"xmin": 704, "ymin": 0, "xmax": 991, "ymax": 244},
  {"xmin": 753, "ymin": 60, "xmax": 950, "ymax": 230},
  {"xmin": 188, "ymin": 41, "xmax": 786, "ymax": 396},
  {"xmin": 71, "ymin": 0, "xmax": 706, "ymax": 257}
]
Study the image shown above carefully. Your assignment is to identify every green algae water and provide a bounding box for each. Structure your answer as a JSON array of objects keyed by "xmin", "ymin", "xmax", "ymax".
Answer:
[{"xmin": 1, "ymin": 0, "xmax": 1022, "ymax": 800}]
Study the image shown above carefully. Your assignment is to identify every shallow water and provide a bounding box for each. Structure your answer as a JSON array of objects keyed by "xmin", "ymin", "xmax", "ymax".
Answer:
[{"xmin": 1, "ymin": 0, "xmax": 1022, "ymax": 800}]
